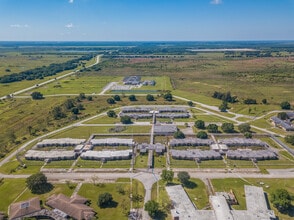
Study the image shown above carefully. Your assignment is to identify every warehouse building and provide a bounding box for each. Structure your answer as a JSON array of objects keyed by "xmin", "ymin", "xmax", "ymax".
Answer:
[
  {"xmin": 154, "ymin": 124, "xmax": 177, "ymax": 135},
  {"xmin": 170, "ymin": 138, "xmax": 214, "ymax": 147},
  {"xmin": 226, "ymin": 149, "xmax": 278, "ymax": 161},
  {"xmin": 80, "ymin": 149, "xmax": 132, "ymax": 161},
  {"xmin": 170, "ymin": 149, "xmax": 222, "ymax": 161},
  {"xmin": 25, "ymin": 150, "xmax": 77, "ymax": 161},
  {"xmin": 166, "ymin": 185, "xmax": 276, "ymax": 220},
  {"xmin": 90, "ymin": 138, "xmax": 134, "ymax": 147},
  {"xmin": 36, "ymin": 138, "xmax": 86, "ymax": 148},
  {"xmin": 218, "ymin": 138, "xmax": 268, "ymax": 147}
]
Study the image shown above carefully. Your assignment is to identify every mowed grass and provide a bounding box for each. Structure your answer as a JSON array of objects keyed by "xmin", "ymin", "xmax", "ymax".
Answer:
[
  {"xmin": 0, "ymin": 179, "xmax": 27, "ymax": 212},
  {"xmin": 211, "ymin": 178, "xmax": 294, "ymax": 220},
  {"xmin": 78, "ymin": 180, "xmax": 144, "ymax": 220}
]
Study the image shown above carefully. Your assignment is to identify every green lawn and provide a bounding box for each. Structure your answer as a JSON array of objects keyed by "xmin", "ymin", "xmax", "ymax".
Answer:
[
  {"xmin": 154, "ymin": 154, "xmax": 167, "ymax": 169},
  {"xmin": 169, "ymin": 158, "xmax": 197, "ymax": 168},
  {"xmin": 0, "ymin": 179, "xmax": 27, "ymax": 213},
  {"xmin": 78, "ymin": 180, "xmax": 144, "ymax": 220},
  {"xmin": 134, "ymin": 154, "xmax": 148, "ymax": 168}
]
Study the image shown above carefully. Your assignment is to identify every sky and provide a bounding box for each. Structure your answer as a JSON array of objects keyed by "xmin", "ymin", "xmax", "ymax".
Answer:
[{"xmin": 0, "ymin": 0, "xmax": 293, "ymax": 41}]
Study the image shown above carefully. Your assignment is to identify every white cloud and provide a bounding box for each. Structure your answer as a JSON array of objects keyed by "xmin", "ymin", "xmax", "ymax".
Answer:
[
  {"xmin": 69, "ymin": 0, "xmax": 74, "ymax": 3},
  {"xmin": 10, "ymin": 24, "xmax": 29, "ymax": 28},
  {"xmin": 211, "ymin": 0, "xmax": 222, "ymax": 5},
  {"xmin": 65, "ymin": 23, "xmax": 74, "ymax": 28}
]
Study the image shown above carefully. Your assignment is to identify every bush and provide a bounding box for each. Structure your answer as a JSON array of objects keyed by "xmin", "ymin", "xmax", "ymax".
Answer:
[
  {"xmin": 129, "ymin": 95, "xmax": 137, "ymax": 101},
  {"xmin": 173, "ymin": 130, "xmax": 185, "ymax": 139},
  {"xmin": 163, "ymin": 93, "xmax": 173, "ymax": 101},
  {"xmin": 107, "ymin": 110, "xmax": 117, "ymax": 118},
  {"xmin": 107, "ymin": 98, "xmax": 115, "ymax": 104},
  {"xmin": 146, "ymin": 94, "xmax": 155, "ymax": 101},
  {"xmin": 196, "ymin": 131, "xmax": 208, "ymax": 139},
  {"xmin": 271, "ymin": 189, "xmax": 292, "ymax": 213},
  {"xmin": 144, "ymin": 200, "xmax": 159, "ymax": 218},
  {"xmin": 177, "ymin": 171, "xmax": 190, "ymax": 185},
  {"xmin": 98, "ymin": 192, "xmax": 113, "ymax": 208},
  {"xmin": 207, "ymin": 124, "xmax": 218, "ymax": 133},
  {"xmin": 120, "ymin": 115, "xmax": 132, "ymax": 124},
  {"xmin": 31, "ymin": 91, "xmax": 43, "ymax": 100},
  {"xmin": 243, "ymin": 98, "xmax": 257, "ymax": 104},
  {"xmin": 280, "ymin": 101, "xmax": 291, "ymax": 110},
  {"xmin": 113, "ymin": 95, "xmax": 121, "ymax": 101},
  {"xmin": 238, "ymin": 123, "xmax": 251, "ymax": 133},
  {"xmin": 194, "ymin": 120, "xmax": 205, "ymax": 129},
  {"xmin": 221, "ymin": 123, "xmax": 234, "ymax": 133}
]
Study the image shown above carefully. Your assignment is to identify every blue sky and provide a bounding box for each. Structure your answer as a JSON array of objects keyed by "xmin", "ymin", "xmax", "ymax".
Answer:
[{"xmin": 0, "ymin": 0, "xmax": 293, "ymax": 41}]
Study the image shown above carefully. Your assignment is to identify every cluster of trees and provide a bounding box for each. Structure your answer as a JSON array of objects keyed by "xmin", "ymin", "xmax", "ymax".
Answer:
[
  {"xmin": 212, "ymin": 91, "xmax": 237, "ymax": 103},
  {"xmin": 107, "ymin": 95, "xmax": 121, "ymax": 105},
  {"xmin": 243, "ymin": 98, "xmax": 257, "ymax": 105},
  {"xmin": 0, "ymin": 54, "xmax": 95, "ymax": 83},
  {"xmin": 271, "ymin": 189, "xmax": 293, "ymax": 213},
  {"xmin": 120, "ymin": 115, "xmax": 132, "ymax": 124},
  {"xmin": 277, "ymin": 112, "xmax": 289, "ymax": 120},
  {"xmin": 195, "ymin": 120, "xmax": 251, "ymax": 136},
  {"xmin": 51, "ymin": 93, "xmax": 87, "ymax": 119},
  {"xmin": 163, "ymin": 92, "xmax": 173, "ymax": 101}
]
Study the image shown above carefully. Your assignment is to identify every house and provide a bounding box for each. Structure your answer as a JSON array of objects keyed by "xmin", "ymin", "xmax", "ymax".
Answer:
[
  {"xmin": 9, "ymin": 197, "xmax": 41, "ymax": 220},
  {"xmin": 123, "ymin": 76, "xmax": 141, "ymax": 85},
  {"xmin": 46, "ymin": 194, "xmax": 95, "ymax": 220}
]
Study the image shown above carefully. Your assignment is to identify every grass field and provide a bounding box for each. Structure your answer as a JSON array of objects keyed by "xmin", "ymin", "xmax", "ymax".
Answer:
[{"xmin": 78, "ymin": 180, "xmax": 144, "ymax": 220}]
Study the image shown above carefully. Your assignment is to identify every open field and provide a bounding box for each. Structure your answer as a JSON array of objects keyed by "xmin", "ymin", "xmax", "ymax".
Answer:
[
  {"xmin": 78, "ymin": 180, "xmax": 144, "ymax": 220},
  {"xmin": 0, "ymin": 53, "xmax": 76, "ymax": 77}
]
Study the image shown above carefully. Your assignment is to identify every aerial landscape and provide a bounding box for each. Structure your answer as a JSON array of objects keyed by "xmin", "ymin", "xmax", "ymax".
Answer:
[{"xmin": 0, "ymin": 0, "xmax": 294, "ymax": 220}]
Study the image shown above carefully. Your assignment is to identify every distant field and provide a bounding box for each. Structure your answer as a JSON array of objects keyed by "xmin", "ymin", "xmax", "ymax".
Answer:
[
  {"xmin": 0, "ymin": 53, "xmax": 75, "ymax": 77},
  {"xmin": 27, "ymin": 75, "xmax": 122, "ymax": 95}
]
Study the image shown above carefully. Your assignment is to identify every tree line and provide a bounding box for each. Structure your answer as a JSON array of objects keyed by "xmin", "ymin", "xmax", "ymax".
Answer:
[{"xmin": 0, "ymin": 54, "xmax": 95, "ymax": 83}]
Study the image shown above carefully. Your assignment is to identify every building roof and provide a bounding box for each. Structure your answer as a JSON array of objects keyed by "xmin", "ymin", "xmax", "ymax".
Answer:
[
  {"xmin": 37, "ymin": 138, "xmax": 86, "ymax": 147},
  {"xmin": 9, "ymin": 197, "xmax": 41, "ymax": 220},
  {"xmin": 46, "ymin": 194, "xmax": 95, "ymax": 220},
  {"xmin": 154, "ymin": 124, "xmax": 177, "ymax": 134},
  {"xmin": 90, "ymin": 138, "xmax": 134, "ymax": 146},
  {"xmin": 81, "ymin": 149, "xmax": 132, "ymax": 160},
  {"xmin": 25, "ymin": 150, "xmax": 76, "ymax": 160}
]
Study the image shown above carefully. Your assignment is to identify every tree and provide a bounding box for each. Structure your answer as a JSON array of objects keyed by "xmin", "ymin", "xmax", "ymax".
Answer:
[
  {"xmin": 219, "ymin": 101, "xmax": 228, "ymax": 112},
  {"xmin": 196, "ymin": 131, "xmax": 208, "ymax": 139},
  {"xmin": 194, "ymin": 120, "xmax": 205, "ymax": 129},
  {"xmin": 285, "ymin": 135, "xmax": 294, "ymax": 145},
  {"xmin": 113, "ymin": 95, "xmax": 121, "ymax": 101},
  {"xmin": 173, "ymin": 130, "xmax": 185, "ymax": 139},
  {"xmin": 177, "ymin": 171, "xmax": 190, "ymax": 185},
  {"xmin": 277, "ymin": 112, "xmax": 289, "ymax": 120},
  {"xmin": 161, "ymin": 169, "xmax": 174, "ymax": 184},
  {"xmin": 128, "ymin": 95, "xmax": 137, "ymax": 101},
  {"xmin": 71, "ymin": 107, "xmax": 79, "ymax": 115},
  {"xmin": 144, "ymin": 200, "xmax": 159, "ymax": 218},
  {"xmin": 221, "ymin": 123, "xmax": 234, "ymax": 133},
  {"xmin": 238, "ymin": 123, "xmax": 251, "ymax": 133},
  {"xmin": 107, "ymin": 98, "xmax": 115, "ymax": 104},
  {"xmin": 163, "ymin": 93, "xmax": 173, "ymax": 101},
  {"xmin": 26, "ymin": 172, "xmax": 52, "ymax": 194},
  {"xmin": 31, "ymin": 91, "xmax": 43, "ymax": 100},
  {"xmin": 187, "ymin": 101, "xmax": 193, "ymax": 106},
  {"xmin": 207, "ymin": 124, "xmax": 218, "ymax": 133},
  {"xmin": 52, "ymin": 106, "xmax": 66, "ymax": 119},
  {"xmin": 262, "ymin": 98, "xmax": 267, "ymax": 104},
  {"xmin": 79, "ymin": 93, "xmax": 86, "ymax": 100},
  {"xmin": 120, "ymin": 115, "xmax": 132, "ymax": 124},
  {"xmin": 244, "ymin": 132, "xmax": 252, "ymax": 139},
  {"xmin": 107, "ymin": 110, "xmax": 117, "ymax": 118},
  {"xmin": 146, "ymin": 94, "xmax": 155, "ymax": 101},
  {"xmin": 98, "ymin": 192, "xmax": 113, "ymax": 208},
  {"xmin": 270, "ymin": 189, "xmax": 292, "ymax": 213},
  {"xmin": 280, "ymin": 101, "xmax": 291, "ymax": 110},
  {"xmin": 87, "ymin": 96, "xmax": 93, "ymax": 101},
  {"xmin": 63, "ymin": 99, "xmax": 75, "ymax": 110},
  {"xmin": 243, "ymin": 98, "xmax": 257, "ymax": 104}
]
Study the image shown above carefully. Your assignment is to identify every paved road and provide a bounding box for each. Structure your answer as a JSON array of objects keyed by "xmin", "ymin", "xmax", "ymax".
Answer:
[{"xmin": 0, "ymin": 55, "xmax": 102, "ymax": 100}]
